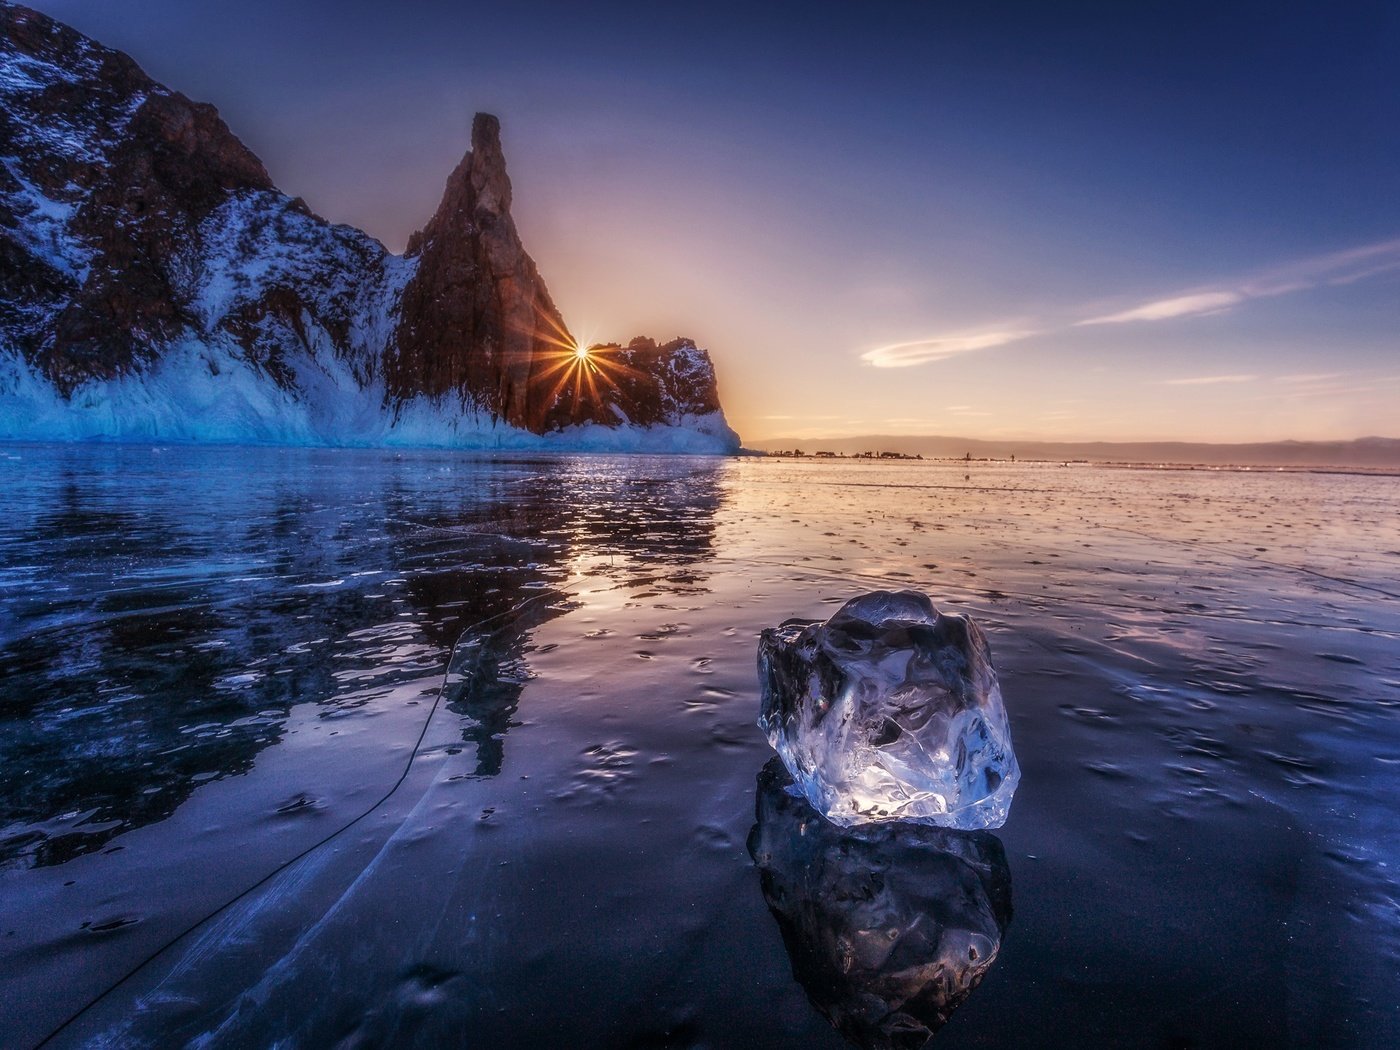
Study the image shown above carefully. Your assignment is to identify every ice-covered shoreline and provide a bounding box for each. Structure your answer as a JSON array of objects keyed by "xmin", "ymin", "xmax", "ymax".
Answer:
[{"xmin": 0, "ymin": 343, "xmax": 741, "ymax": 454}]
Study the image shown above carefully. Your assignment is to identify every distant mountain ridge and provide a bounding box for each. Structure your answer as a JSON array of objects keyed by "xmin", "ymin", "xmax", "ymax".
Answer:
[
  {"xmin": 754, "ymin": 434, "xmax": 1400, "ymax": 469},
  {"xmin": 0, "ymin": 3, "xmax": 739, "ymax": 451}
]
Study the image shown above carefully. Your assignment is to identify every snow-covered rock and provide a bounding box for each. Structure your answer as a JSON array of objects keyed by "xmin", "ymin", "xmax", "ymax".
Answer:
[{"xmin": 0, "ymin": 4, "xmax": 739, "ymax": 453}]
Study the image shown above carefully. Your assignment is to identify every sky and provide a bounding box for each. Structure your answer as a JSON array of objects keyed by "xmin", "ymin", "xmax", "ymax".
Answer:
[{"xmin": 39, "ymin": 0, "xmax": 1400, "ymax": 443}]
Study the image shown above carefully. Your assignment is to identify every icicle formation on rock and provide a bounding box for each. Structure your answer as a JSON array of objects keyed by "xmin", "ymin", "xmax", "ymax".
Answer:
[{"xmin": 758, "ymin": 590, "xmax": 1019, "ymax": 829}]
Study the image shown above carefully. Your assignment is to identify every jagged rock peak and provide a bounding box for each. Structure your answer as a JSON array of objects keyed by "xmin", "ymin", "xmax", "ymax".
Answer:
[
  {"xmin": 388, "ymin": 111, "xmax": 575, "ymax": 428},
  {"xmin": 402, "ymin": 113, "xmax": 515, "ymax": 262},
  {"xmin": 469, "ymin": 112, "xmax": 510, "ymax": 217}
]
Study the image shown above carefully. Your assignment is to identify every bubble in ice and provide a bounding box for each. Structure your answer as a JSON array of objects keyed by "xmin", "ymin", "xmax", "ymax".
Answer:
[{"xmin": 757, "ymin": 590, "xmax": 1019, "ymax": 830}]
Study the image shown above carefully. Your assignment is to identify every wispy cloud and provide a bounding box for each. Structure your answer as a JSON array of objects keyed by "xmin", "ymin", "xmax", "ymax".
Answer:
[
  {"xmin": 1275, "ymin": 372, "xmax": 1343, "ymax": 383},
  {"xmin": 861, "ymin": 328, "xmax": 1036, "ymax": 368},
  {"xmin": 1078, "ymin": 291, "xmax": 1242, "ymax": 326},
  {"xmin": 862, "ymin": 236, "xmax": 1400, "ymax": 368},
  {"xmin": 1241, "ymin": 238, "xmax": 1400, "ymax": 295},
  {"xmin": 1084, "ymin": 237, "xmax": 1400, "ymax": 327},
  {"xmin": 1161, "ymin": 374, "xmax": 1257, "ymax": 386}
]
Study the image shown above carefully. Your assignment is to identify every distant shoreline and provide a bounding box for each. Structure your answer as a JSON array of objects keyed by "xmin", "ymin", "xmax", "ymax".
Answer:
[
  {"xmin": 751, "ymin": 434, "xmax": 1400, "ymax": 472},
  {"xmin": 4, "ymin": 440, "xmax": 1397, "ymax": 477},
  {"xmin": 754, "ymin": 451, "xmax": 1400, "ymax": 477}
]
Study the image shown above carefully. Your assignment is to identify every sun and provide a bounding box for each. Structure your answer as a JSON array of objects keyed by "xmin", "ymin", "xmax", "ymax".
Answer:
[{"xmin": 518, "ymin": 315, "xmax": 651, "ymax": 417}]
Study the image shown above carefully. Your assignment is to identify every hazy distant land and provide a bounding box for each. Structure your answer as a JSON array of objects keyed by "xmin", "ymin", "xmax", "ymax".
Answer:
[{"xmin": 751, "ymin": 434, "xmax": 1400, "ymax": 470}]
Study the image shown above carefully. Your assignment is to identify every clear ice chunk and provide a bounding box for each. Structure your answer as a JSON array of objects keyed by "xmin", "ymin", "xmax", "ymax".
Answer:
[{"xmin": 758, "ymin": 590, "xmax": 1019, "ymax": 829}]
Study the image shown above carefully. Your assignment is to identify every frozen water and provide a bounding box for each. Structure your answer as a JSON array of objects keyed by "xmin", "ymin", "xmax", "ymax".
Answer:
[
  {"xmin": 758, "ymin": 590, "xmax": 1019, "ymax": 829},
  {"xmin": 2, "ymin": 451, "xmax": 1397, "ymax": 1047},
  {"xmin": 748, "ymin": 758, "xmax": 1012, "ymax": 1048}
]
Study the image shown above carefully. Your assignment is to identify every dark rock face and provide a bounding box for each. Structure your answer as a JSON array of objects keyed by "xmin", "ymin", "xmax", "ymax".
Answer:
[
  {"xmin": 0, "ymin": 4, "xmax": 737, "ymax": 447},
  {"xmin": 389, "ymin": 114, "xmax": 573, "ymax": 429},
  {"xmin": 535, "ymin": 336, "xmax": 727, "ymax": 432},
  {"xmin": 1, "ymin": 4, "xmax": 274, "ymax": 391}
]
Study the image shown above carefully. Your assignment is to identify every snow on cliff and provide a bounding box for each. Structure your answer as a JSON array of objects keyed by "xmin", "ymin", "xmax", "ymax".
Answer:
[{"xmin": 0, "ymin": 4, "xmax": 740, "ymax": 454}]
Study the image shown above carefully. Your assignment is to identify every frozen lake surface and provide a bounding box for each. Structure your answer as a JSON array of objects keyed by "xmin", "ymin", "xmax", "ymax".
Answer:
[{"xmin": 1, "ymin": 446, "xmax": 1398, "ymax": 1048}]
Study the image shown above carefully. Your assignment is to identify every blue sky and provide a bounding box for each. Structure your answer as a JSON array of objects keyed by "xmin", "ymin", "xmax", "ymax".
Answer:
[{"xmin": 41, "ymin": 0, "xmax": 1400, "ymax": 441}]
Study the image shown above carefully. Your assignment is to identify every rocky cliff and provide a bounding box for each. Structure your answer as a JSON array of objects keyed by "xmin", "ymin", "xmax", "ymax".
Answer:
[{"xmin": 0, "ymin": 4, "xmax": 739, "ymax": 451}]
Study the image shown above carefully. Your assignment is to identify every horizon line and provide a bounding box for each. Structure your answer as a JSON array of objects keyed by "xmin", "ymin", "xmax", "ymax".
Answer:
[{"xmin": 746, "ymin": 433, "xmax": 1400, "ymax": 448}]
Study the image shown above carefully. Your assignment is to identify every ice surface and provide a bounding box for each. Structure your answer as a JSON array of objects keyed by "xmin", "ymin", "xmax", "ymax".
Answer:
[
  {"xmin": 748, "ymin": 758, "xmax": 1012, "ymax": 1049},
  {"xmin": 758, "ymin": 589, "xmax": 1019, "ymax": 829},
  {"xmin": 3, "ymin": 455, "xmax": 1397, "ymax": 1045}
]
